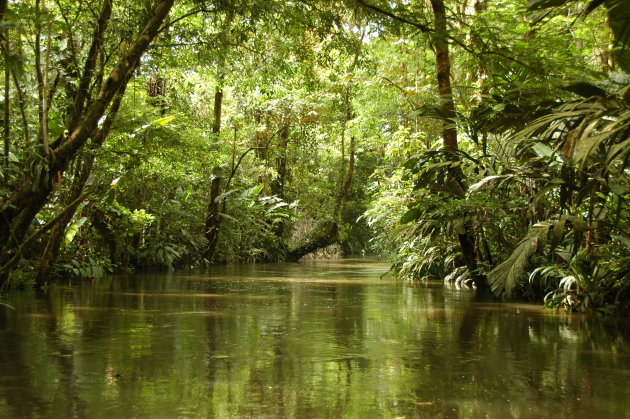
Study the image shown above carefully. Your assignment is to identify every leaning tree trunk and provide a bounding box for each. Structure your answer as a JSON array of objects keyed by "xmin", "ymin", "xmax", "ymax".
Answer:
[
  {"xmin": 0, "ymin": 0, "xmax": 175, "ymax": 288},
  {"xmin": 286, "ymin": 222, "xmax": 339, "ymax": 262},
  {"xmin": 36, "ymin": 85, "xmax": 127, "ymax": 283},
  {"xmin": 287, "ymin": 84, "xmax": 356, "ymax": 262},
  {"xmin": 36, "ymin": 158, "xmax": 91, "ymax": 282},
  {"xmin": 430, "ymin": 0, "xmax": 486, "ymax": 289}
]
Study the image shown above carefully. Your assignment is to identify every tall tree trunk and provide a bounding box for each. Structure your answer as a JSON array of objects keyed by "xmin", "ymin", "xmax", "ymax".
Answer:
[
  {"xmin": 430, "ymin": 0, "xmax": 457, "ymax": 150},
  {"xmin": 204, "ymin": 51, "xmax": 229, "ymax": 261},
  {"xmin": 335, "ymin": 135, "xmax": 355, "ymax": 214},
  {"xmin": 253, "ymin": 110, "xmax": 268, "ymax": 161},
  {"xmin": 0, "ymin": 1, "xmax": 7, "ymax": 28},
  {"xmin": 430, "ymin": 0, "xmax": 486, "ymax": 289},
  {"xmin": 334, "ymin": 85, "xmax": 355, "ymax": 218},
  {"xmin": 212, "ymin": 89, "xmax": 223, "ymax": 134},
  {"xmin": 148, "ymin": 76, "xmax": 168, "ymax": 114},
  {"xmin": 203, "ymin": 9, "xmax": 235, "ymax": 261},
  {"xmin": 3, "ymin": 59, "xmax": 8, "ymax": 168},
  {"xmin": 204, "ymin": 66, "xmax": 226, "ymax": 261},
  {"xmin": 0, "ymin": 0, "xmax": 175, "ymax": 287},
  {"xmin": 146, "ymin": 17, "xmax": 170, "ymax": 116},
  {"xmin": 34, "ymin": 0, "xmax": 50, "ymax": 156},
  {"xmin": 270, "ymin": 124, "xmax": 288, "ymax": 200},
  {"xmin": 212, "ymin": 55, "xmax": 225, "ymax": 135},
  {"xmin": 2, "ymin": 0, "xmax": 9, "ymax": 168},
  {"xmin": 271, "ymin": 124, "xmax": 289, "ymax": 242},
  {"xmin": 204, "ymin": 167, "xmax": 223, "ymax": 261}
]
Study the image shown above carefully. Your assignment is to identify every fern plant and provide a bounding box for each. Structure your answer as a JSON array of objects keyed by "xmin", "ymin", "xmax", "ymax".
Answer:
[
  {"xmin": 139, "ymin": 242, "xmax": 184, "ymax": 270},
  {"xmin": 532, "ymin": 255, "xmax": 613, "ymax": 313}
]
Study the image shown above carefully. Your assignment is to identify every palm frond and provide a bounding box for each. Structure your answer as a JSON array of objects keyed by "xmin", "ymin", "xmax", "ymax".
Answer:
[{"xmin": 488, "ymin": 221, "xmax": 553, "ymax": 298}]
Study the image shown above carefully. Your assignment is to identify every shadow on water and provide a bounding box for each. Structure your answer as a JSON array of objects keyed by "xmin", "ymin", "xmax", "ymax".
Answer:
[{"xmin": 1, "ymin": 258, "xmax": 629, "ymax": 418}]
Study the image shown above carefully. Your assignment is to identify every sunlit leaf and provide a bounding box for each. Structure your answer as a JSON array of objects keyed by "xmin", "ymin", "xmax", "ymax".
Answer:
[{"xmin": 64, "ymin": 217, "xmax": 88, "ymax": 245}]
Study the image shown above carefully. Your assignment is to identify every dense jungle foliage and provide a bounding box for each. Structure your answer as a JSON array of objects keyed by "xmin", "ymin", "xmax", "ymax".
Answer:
[{"xmin": 0, "ymin": 0, "xmax": 629, "ymax": 313}]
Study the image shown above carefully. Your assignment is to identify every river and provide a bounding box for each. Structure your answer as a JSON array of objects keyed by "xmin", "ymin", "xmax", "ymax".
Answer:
[{"xmin": 0, "ymin": 258, "xmax": 629, "ymax": 418}]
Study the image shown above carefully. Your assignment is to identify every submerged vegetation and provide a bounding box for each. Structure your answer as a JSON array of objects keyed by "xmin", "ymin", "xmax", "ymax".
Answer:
[{"xmin": 0, "ymin": 0, "xmax": 629, "ymax": 313}]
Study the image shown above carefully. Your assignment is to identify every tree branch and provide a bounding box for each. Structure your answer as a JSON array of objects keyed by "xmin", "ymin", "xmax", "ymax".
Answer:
[
  {"xmin": 66, "ymin": 0, "xmax": 112, "ymax": 136},
  {"xmin": 54, "ymin": 0, "xmax": 175, "ymax": 165},
  {"xmin": 354, "ymin": 0, "xmax": 432, "ymax": 33},
  {"xmin": 11, "ymin": 72, "xmax": 29, "ymax": 144},
  {"xmin": 157, "ymin": 7, "xmax": 218, "ymax": 34}
]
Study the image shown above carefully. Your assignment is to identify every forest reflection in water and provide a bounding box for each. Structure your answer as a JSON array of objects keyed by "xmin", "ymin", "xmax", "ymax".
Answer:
[{"xmin": 0, "ymin": 259, "xmax": 629, "ymax": 418}]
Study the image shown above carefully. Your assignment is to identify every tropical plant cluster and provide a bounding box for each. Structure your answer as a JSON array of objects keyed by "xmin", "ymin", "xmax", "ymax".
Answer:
[
  {"xmin": 0, "ymin": 0, "xmax": 628, "ymax": 313},
  {"xmin": 362, "ymin": 0, "xmax": 630, "ymax": 314}
]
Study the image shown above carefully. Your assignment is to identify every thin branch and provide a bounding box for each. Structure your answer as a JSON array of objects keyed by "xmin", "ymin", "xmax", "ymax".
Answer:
[
  {"xmin": 157, "ymin": 7, "xmax": 218, "ymax": 34},
  {"xmin": 226, "ymin": 147, "xmax": 256, "ymax": 191},
  {"xmin": 11, "ymin": 72, "xmax": 29, "ymax": 144},
  {"xmin": 152, "ymin": 41, "xmax": 258, "ymax": 55},
  {"xmin": 354, "ymin": 0, "xmax": 432, "ymax": 33},
  {"xmin": 224, "ymin": 125, "xmax": 284, "ymax": 191},
  {"xmin": 446, "ymin": 34, "xmax": 538, "ymax": 72},
  {"xmin": 91, "ymin": 82, "xmax": 128, "ymax": 146},
  {"xmin": 381, "ymin": 76, "xmax": 420, "ymax": 109},
  {"xmin": 54, "ymin": 0, "xmax": 80, "ymax": 72},
  {"xmin": 356, "ymin": 0, "xmax": 536, "ymax": 72}
]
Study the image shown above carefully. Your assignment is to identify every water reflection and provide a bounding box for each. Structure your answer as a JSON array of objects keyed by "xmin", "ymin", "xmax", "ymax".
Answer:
[{"xmin": 1, "ymin": 259, "xmax": 629, "ymax": 418}]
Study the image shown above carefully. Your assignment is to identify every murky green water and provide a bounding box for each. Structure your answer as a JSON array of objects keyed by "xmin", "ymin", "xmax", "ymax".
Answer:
[{"xmin": 1, "ymin": 259, "xmax": 629, "ymax": 418}]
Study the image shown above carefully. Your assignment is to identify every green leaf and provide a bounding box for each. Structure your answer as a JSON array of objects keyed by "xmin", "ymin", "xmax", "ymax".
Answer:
[
  {"xmin": 562, "ymin": 83, "xmax": 606, "ymax": 98},
  {"xmin": 532, "ymin": 142, "xmax": 555, "ymax": 158},
  {"xmin": 400, "ymin": 207, "xmax": 422, "ymax": 224},
  {"xmin": 153, "ymin": 115, "xmax": 175, "ymax": 126},
  {"xmin": 403, "ymin": 156, "xmax": 420, "ymax": 171},
  {"xmin": 64, "ymin": 217, "xmax": 88, "ymax": 245},
  {"xmin": 266, "ymin": 202, "xmax": 289, "ymax": 212},
  {"xmin": 612, "ymin": 234, "xmax": 630, "ymax": 247},
  {"xmin": 608, "ymin": 179, "xmax": 630, "ymax": 196},
  {"xmin": 550, "ymin": 217, "xmax": 567, "ymax": 249},
  {"xmin": 0, "ymin": 300, "xmax": 15, "ymax": 310},
  {"xmin": 251, "ymin": 184, "xmax": 264, "ymax": 195},
  {"xmin": 469, "ymin": 175, "xmax": 509, "ymax": 192},
  {"xmin": 214, "ymin": 189, "xmax": 238, "ymax": 203}
]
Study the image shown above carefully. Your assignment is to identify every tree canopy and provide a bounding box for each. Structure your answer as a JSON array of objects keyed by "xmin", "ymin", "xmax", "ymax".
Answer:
[{"xmin": 1, "ymin": 0, "xmax": 629, "ymax": 313}]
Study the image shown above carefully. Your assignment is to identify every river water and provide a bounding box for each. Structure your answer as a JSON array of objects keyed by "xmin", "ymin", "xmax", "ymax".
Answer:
[{"xmin": 0, "ymin": 258, "xmax": 628, "ymax": 418}]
